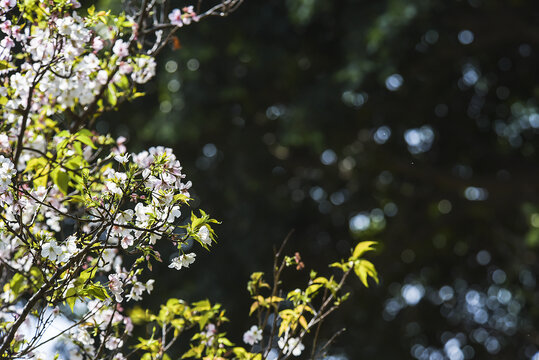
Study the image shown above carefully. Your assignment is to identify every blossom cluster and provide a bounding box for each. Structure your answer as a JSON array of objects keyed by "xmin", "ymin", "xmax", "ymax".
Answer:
[
  {"xmin": 168, "ymin": 6, "xmax": 199, "ymax": 27},
  {"xmin": 0, "ymin": 132, "xmax": 214, "ymax": 359},
  {"xmin": 0, "ymin": 1, "xmax": 360, "ymax": 359},
  {"xmin": 65, "ymin": 299, "xmax": 132, "ymax": 360},
  {"xmin": 278, "ymin": 336, "xmax": 305, "ymax": 357},
  {"xmin": 0, "ymin": 2, "xmax": 156, "ymax": 128},
  {"xmin": 0, "ymin": 155, "xmax": 15, "ymax": 192},
  {"xmin": 0, "ymin": 2, "xmax": 217, "ymax": 359}
]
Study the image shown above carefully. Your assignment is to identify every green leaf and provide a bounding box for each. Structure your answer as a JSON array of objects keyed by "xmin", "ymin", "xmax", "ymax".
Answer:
[
  {"xmin": 65, "ymin": 287, "xmax": 77, "ymax": 312},
  {"xmin": 115, "ymin": 74, "xmax": 129, "ymax": 89},
  {"xmin": 305, "ymin": 283, "xmax": 323, "ymax": 296},
  {"xmin": 337, "ymin": 292, "xmax": 351, "ymax": 304},
  {"xmin": 181, "ymin": 344, "xmax": 204, "ymax": 359},
  {"xmin": 173, "ymin": 193, "xmax": 191, "ymax": 205},
  {"xmin": 50, "ymin": 168, "xmax": 69, "ymax": 195},
  {"xmin": 219, "ymin": 337, "xmax": 234, "ymax": 346},
  {"xmin": 353, "ymin": 260, "xmax": 379, "ymax": 288},
  {"xmin": 129, "ymin": 307, "xmax": 152, "ymax": 325},
  {"xmin": 65, "ymin": 156, "xmax": 83, "ymax": 171},
  {"xmin": 77, "ymin": 135, "xmax": 96, "ymax": 149},
  {"xmin": 75, "ymin": 133, "xmax": 96, "ymax": 149},
  {"xmin": 0, "ymin": 60, "xmax": 15, "ymax": 71},
  {"xmin": 107, "ymin": 83, "xmax": 117, "ymax": 106},
  {"xmin": 299, "ymin": 315, "xmax": 308, "ymax": 329},
  {"xmin": 30, "ymin": 267, "xmax": 44, "ymax": 289},
  {"xmin": 84, "ymin": 283, "xmax": 110, "ymax": 300},
  {"xmin": 26, "ymin": 157, "xmax": 50, "ymax": 188},
  {"xmin": 329, "ymin": 261, "xmax": 347, "ymax": 270},
  {"xmin": 249, "ymin": 301, "xmax": 259, "ymax": 315},
  {"xmin": 192, "ymin": 299, "xmax": 211, "ymax": 311},
  {"xmin": 25, "ymin": 157, "xmax": 47, "ymax": 173},
  {"xmin": 77, "ymin": 129, "xmax": 93, "ymax": 137},
  {"xmin": 73, "ymin": 141, "xmax": 83, "ymax": 155},
  {"xmin": 56, "ymin": 138, "xmax": 69, "ymax": 153},
  {"xmin": 352, "ymin": 241, "xmax": 378, "ymax": 260},
  {"xmin": 10, "ymin": 274, "xmax": 28, "ymax": 296}
]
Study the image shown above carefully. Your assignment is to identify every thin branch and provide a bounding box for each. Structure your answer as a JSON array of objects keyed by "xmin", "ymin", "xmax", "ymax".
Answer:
[
  {"xmin": 315, "ymin": 328, "xmax": 346, "ymax": 359},
  {"xmin": 262, "ymin": 230, "xmax": 294, "ymax": 358}
]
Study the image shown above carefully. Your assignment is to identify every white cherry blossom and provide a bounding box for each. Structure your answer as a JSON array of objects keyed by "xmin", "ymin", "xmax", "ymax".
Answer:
[
  {"xmin": 168, "ymin": 253, "xmax": 196, "ymax": 270},
  {"xmin": 41, "ymin": 240, "xmax": 63, "ymax": 262},
  {"xmin": 278, "ymin": 336, "xmax": 305, "ymax": 357},
  {"xmin": 0, "ymin": 156, "xmax": 15, "ymax": 192},
  {"xmin": 114, "ymin": 153, "xmax": 131, "ymax": 164},
  {"xmin": 243, "ymin": 325, "xmax": 263, "ymax": 345},
  {"xmin": 198, "ymin": 225, "xmax": 211, "ymax": 246},
  {"xmin": 131, "ymin": 57, "xmax": 156, "ymax": 84},
  {"xmin": 92, "ymin": 36, "xmax": 104, "ymax": 51},
  {"xmin": 112, "ymin": 39, "xmax": 129, "ymax": 58}
]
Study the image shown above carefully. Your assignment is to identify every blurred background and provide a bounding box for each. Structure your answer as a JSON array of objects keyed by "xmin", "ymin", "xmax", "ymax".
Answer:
[{"xmin": 100, "ymin": 0, "xmax": 539, "ymax": 359}]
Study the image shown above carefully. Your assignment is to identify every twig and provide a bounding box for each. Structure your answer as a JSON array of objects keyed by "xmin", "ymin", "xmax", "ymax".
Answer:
[
  {"xmin": 316, "ymin": 328, "xmax": 346, "ymax": 358},
  {"xmin": 262, "ymin": 230, "xmax": 294, "ymax": 358}
]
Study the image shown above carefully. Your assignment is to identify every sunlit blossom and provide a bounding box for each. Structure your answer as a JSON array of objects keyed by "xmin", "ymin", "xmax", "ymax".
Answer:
[
  {"xmin": 169, "ymin": 253, "xmax": 196, "ymax": 270},
  {"xmin": 243, "ymin": 325, "xmax": 263, "ymax": 345},
  {"xmin": 198, "ymin": 225, "xmax": 211, "ymax": 246},
  {"xmin": 278, "ymin": 337, "xmax": 305, "ymax": 357},
  {"xmin": 168, "ymin": 9, "xmax": 184, "ymax": 27},
  {"xmin": 113, "ymin": 39, "xmax": 129, "ymax": 58}
]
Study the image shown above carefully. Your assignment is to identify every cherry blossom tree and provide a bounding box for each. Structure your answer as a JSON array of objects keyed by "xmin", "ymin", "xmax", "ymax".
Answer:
[{"xmin": 0, "ymin": 1, "xmax": 378, "ymax": 359}]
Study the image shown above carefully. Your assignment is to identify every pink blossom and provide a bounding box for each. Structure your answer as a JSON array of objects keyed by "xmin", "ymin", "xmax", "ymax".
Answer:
[
  {"xmin": 92, "ymin": 36, "xmax": 104, "ymax": 51},
  {"xmin": 120, "ymin": 234, "xmax": 134, "ymax": 249},
  {"xmin": 119, "ymin": 61, "xmax": 133, "ymax": 75},
  {"xmin": 0, "ymin": 37, "xmax": 14, "ymax": 50},
  {"xmin": 168, "ymin": 9, "xmax": 183, "ymax": 27},
  {"xmin": 112, "ymin": 39, "xmax": 129, "ymax": 58},
  {"xmin": 123, "ymin": 317, "xmax": 134, "ymax": 333},
  {"xmin": 0, "ymin": 0, "xmax": 16, "ymax": 11},
  {"xmin": 182, "ymin": 6, "xmax": 199, "ymax": 25},
  {"xmin": 0, "ymin": 20, "xmax": 11, "ymax": 35},
  {"xmin": 10, "ymin": 25, "xmax": 22, "ymax": 41}
]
